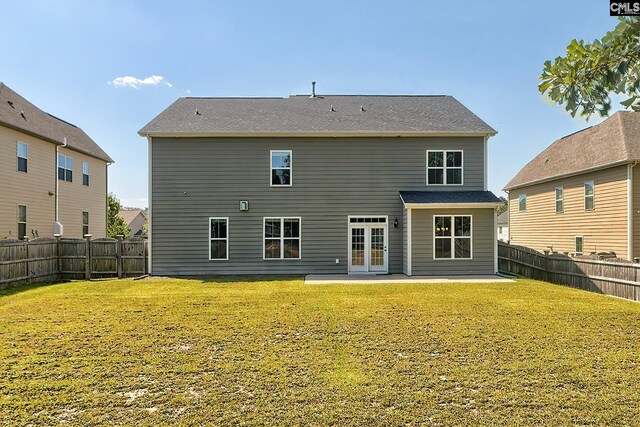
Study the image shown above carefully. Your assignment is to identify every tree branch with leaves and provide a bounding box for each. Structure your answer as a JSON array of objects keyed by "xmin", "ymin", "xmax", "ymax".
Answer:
[{"xmin": 539, "ymin": 17, "xmax": 640, "ymax": 119}]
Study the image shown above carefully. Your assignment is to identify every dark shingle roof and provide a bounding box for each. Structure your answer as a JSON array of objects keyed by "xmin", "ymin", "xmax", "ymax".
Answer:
[
  {"xmin": 504, "ymin": 112, "xmax": 640, "ymax": 190},
  {"xmin": 0, "ymin": 82, "xmax": 113, "ymax": 163},
  {"xmin": 399, "ymin": 191, "xmax": 502, "ymax": 205},
  {"xmin": 496, "ymin": 211, "xmax": 508, "ymax": 225},
  {"xmin": 139, "ymin": 95, "xmax": 496, "ymax": 136}
]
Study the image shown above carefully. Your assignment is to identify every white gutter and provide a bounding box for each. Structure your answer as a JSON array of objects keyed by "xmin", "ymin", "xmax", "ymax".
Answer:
[{"xmin": 494, "ymin": 207, "xmax": 499, "ymax": 274}]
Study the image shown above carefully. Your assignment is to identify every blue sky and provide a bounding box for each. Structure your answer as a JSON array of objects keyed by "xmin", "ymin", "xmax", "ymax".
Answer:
[{"xmin": 0, "ymin": 0, "xmax": 621, "ymax": 207}]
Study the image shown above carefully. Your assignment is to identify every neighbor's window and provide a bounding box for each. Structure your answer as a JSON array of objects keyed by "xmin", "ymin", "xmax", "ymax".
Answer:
[
  {"xmin": 58, "ymin": 154, "xmax": 73, "ymax": 182},
  {"xmin": 82, "ymin": 211, "xmax": 89, "ymax": 236},
  {"xmin": 264, "ymin": 217, "xmax": 300, "ymax": 259},
  {"xmin": 82, "ymin": 162, "xmax": 90, "ymax": 186},
  {"xmin": 555, "ymin": 187, "xmax": 563, "ymax": 213},
  {"xmin": 584, "ymin": 181, "xmax": 594, "ymax": 210},
  {"xmin": 17, "ymin": 142, "xmax": 28, "ymax": 172},
  {"xmin": 518, "ymin": 194, "xmax": 527, "ymax": 212},
  {"xmin": 17, "ymin": 205, "xmax": 27, "ymax": 240},
  {"xmin": 209, "ymin": 218, "xmax": 228, "ymax": 260},
  {"xmin": 427, "ymin": 151, "xmax": 463, "ymax": 185},
  {"xmin": 271, "ymin": 150, "xmax": 292, "ymax": 186},
  {"xmin": 575, "ymin": 236, "xmax": 583, "ymax": 255},
  {"xmin": 434, "ymin": 215, "xmax": 472, "ymax": 259}
]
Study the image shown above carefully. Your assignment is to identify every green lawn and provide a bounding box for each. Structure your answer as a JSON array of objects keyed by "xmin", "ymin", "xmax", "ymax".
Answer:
[{"xmin": 0, "ymin": 277, "xmax": 638, "ymax": 426}]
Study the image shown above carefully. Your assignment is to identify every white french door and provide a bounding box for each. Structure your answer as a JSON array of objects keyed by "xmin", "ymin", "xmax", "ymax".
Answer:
[{"xmin": 348, "ymin": 217, "xmax": 388, "ymax": 273}]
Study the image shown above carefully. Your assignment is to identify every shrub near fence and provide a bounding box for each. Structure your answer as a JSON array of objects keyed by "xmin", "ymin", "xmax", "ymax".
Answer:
[
  {"xmin": 0, "ymin": 235, "xmax": 147, "ymax": 289},
  {"xmin": 498, "ymin": 241, "xmax": 639, "ymax": 302}
]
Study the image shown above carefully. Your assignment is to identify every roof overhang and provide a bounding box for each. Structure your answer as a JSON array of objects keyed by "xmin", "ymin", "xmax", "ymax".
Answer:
[
  {"xmin": 403, "ymin": 202, "xmax": 502, "ymax": 209},
  {"xmin": 139, "ymin": 131, "xmax": 497, "ymax": 138}
]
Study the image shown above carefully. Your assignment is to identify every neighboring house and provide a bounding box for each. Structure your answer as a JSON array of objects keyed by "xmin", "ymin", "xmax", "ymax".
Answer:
[
  {"xmin": 139, "ymin": 91, "xmax": 501, "ymax": 276},
  {"xmin": 119, "ymin": 209, "xmax": 147, "ymax": 237},
  {"xmin": 496, "ymin": 211, "xmax": 508, "ymax": 241},
  {"xmin": 504, "ymin": 112, "xmax": 640, "ymax": 260},
  {"xmin": 0, "ymin": 82, "xmax": 113, "ymax": 239}
]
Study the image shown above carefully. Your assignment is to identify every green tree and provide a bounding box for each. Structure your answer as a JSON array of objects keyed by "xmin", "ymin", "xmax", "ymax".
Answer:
[
  {"xmin": 496, "ymin": 196, "xmax": 508, "ymax": 216},
  {"xmin": 539, "ymin": 17, "xmax": 640, "ymax": 119},
  {"xmin": 107, "ymin": 193, "xmax": 130, "ymax": 238}
]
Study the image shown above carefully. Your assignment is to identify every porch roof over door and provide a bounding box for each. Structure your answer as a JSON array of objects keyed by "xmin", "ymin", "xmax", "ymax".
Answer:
[{"xmin": 399, "ymin": 191, "xmax": 502, "ymax": 209}]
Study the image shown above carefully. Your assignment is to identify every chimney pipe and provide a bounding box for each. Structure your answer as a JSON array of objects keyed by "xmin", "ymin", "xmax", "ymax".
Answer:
[{"xmin": 310, "ymin": 81, "xmax": 316, "ymax": 98}]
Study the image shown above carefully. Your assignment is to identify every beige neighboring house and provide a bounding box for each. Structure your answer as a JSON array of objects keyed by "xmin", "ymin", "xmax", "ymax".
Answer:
[
  {"xmin": 0, "ymin": 83, "xmax": 113, "ymax": 239},
  {"xmin": 119, "ymin": 209, "xmax": 147, "ymax": 237},
  {"xmin": 504, "ymin": 111, "xmax": 640, "ymax": 260}
]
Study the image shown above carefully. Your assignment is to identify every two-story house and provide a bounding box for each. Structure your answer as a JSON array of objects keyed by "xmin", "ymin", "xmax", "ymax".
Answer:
[
  {"xmin": 0, "ymin": 83, "xmax": 113, "ymax": 239},
  {"xmin": 140, "ymin": 91, "xmax": 500, "ymax": 276},
  {"xmin": 504, "ymin": 112, "xmax": 640, "ymax": 260}
]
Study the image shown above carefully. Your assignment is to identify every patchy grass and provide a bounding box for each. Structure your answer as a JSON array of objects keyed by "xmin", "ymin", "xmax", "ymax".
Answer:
[{"xmin": 0, "ymin": 277, "xmax": 638, "ymax": 426}]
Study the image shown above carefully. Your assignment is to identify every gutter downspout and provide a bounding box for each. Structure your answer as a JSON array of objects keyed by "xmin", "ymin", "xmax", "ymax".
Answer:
[
  {"xmin": 55, "ymin": 138, "xmax": 67, "ymax": 230},
  {"xmin": 147, "ymin": 136, "xmax": 152, "ymax": 275},
  {"xmin": 628, "ymin": 162, "xmax": 636, "ymax": 260}
]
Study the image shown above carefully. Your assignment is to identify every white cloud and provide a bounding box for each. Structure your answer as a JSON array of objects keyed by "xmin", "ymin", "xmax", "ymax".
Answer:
[{"xmin": 109, "ymin": 75, "xmax": 172, "ymax": 89}]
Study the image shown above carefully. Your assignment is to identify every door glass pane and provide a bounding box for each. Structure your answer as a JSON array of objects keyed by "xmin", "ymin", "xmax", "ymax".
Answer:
[
  {"xmin": 351, "ymin": 228, "xmax": 364, "ymax": 266},
  {"xmin": 370, "ymin": 227, "xmax": 384, "ymax": 266}
]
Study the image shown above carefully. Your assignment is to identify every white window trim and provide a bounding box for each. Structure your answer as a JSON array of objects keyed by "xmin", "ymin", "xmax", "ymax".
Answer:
[
  {"xmin": 555, "ymin": 187, "xmax": 563, "ymax": 213},
  {"xmin": 432, "ymin": 214, "xmax": 473, "ymax": 260},
  {"xmin": 208, "ymin": 217, "xmax": 229, "ymax": 261},
  {"xmin": 518, "ymin": 194, "xmax": 527, "ymax": 212},
  {"xmin": 270, "ymin": 150, "xmax": 292, "ymax": 187},
  {"xmin": 17, "ymin": 141, "xmax": 27, "ymax": 173},
  {"xmin": 82, "ymin": 161, "xmax": 90, "ymax": 186},
  {"xmin": 58, "ymin": 153, "xmax": 73, "ymax": 182},
  {"xmin": 575, "ymin": 235, "xmax": 584, "ymax": 256},
  {"xmin": 263, "ymin": 217, "xmax": 301, "ymax": 260},
  {"xmin": 347, "ymin": 215, "xmax": 389, "ymax": 274},
  {"xmin": 426, "ymin": 150, "xmax": 464, "ymax": 186},
  {"xmin": 82, "ymin": 211, "xmax": 89, "ymax": 236},
  {"xmin": 17, "ymin": 204, "xmax": 27, "ymax": 240},
  {"xmin": 584, "ymin": 181, "xmax": 595, "ymax": 211}
]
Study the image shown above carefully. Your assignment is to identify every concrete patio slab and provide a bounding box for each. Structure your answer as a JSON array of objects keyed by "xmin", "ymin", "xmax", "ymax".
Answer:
[{"xmin": 304, "ymin": 274, "xmax": 515, "ymax": 285}]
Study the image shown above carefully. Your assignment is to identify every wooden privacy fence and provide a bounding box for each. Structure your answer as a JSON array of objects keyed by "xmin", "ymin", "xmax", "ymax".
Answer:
[
  {"xmin": 0, "ymin": 236, "xmax": 147, "ymax": 289},
  {"xmin": 498, "ymin": 241, "xmax": 640, "ymax": 302}
]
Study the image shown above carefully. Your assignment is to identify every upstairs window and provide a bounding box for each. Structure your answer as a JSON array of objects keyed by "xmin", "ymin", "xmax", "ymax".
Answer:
[
  {"xmin": 82, "ymin": 211, "xmax": 89, "ymax": 236},
  {"xmin": 264, "ymin": 217, "xmax": 300, "ymax": 259},
  {"xmin": 58, "ymin": 154, "xmax": 73, "ymax": 182},
  {"xmin": 17, "ymin": 142, "xmax": 28, "ymax": 172},
  {"xmin": 209, "ymin": 218, "xmax": 228, "ymax": 260},
  {"xmin": 17, "ymin": 205, "xmax": 27, "ymax": 240},
  {"xmin": 555, "ymin": 187, "xmax": 563, "ymax": 213},
  {"xmin": 271, "ymin": 150, "xmax": 292, "ymax": 186},
  {"xmin": 82, "ymin": 162, "xmax": 90, "ymax": 186},
  {"xmin": 427, "ymin": 151, "xmax": 463, "ymax": 185},
  {"xmin": 518, "ymin": 194, "xmax": 527, "ymax": 212},
  {"xmin": 434, "ymin": 215, "xmax": 472, "ymax": 259},
  {"xmin": 584, "ymin": 181, "xmax": 594, "ymax": 210}
]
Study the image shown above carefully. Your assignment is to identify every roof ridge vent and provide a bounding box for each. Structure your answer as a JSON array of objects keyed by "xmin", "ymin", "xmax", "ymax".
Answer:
[
  {"xmin": 330, "ymin": 104, "xmax": 335, "ymax": 112},
  {"xmin": 7, "ymin": 100, "xmax": 14, "ymax": 108},
  {"xmin": 20, "ymin": 110, "xmax": 26, "ymax": 120},
  {"xmin": 194, "ymin": 108, "xmax": 201, "ymax": 116},
  {"xmin": 360, "ymin": 105, "xmax": 365, "ymax": 112}
]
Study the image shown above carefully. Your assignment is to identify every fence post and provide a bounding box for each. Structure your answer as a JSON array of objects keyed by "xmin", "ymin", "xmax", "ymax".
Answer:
[
  {"xmin": 24, "ymin": 237, "xmax": 30, "ymax": 283},
  {"xmin": 85, "ymin": 234, "xmax": 92, "ymax": 280},
  {"xmin": 116, "ymin": 235, "xmax": 123, "ymax": 279}
]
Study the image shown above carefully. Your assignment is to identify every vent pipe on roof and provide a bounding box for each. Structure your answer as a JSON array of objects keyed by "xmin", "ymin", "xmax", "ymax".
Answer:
[{"xmin": 310, "ymin": 81, "xmax": 316, "ymax": 98}]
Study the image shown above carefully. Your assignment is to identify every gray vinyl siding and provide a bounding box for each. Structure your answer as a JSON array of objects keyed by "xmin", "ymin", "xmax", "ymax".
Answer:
[
  {"xmin": 411, "ymin": 208, "xmax": 495, "ymax": 275},
  {"xmin": 151, "ymin": 136, "xmax": 486, "ymax": 275}
]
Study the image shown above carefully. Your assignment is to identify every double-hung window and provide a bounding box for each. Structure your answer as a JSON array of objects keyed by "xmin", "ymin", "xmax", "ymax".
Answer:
[
  {"xmin": 575, "ymin": 236, "xmax": 584, "ymax": 255},
  {"xmin": 271, "ymin": 150, "xmax": 292, "ymax": 186},
  {"xmin": 58, "ymin": 154, "xmax": 73, "ymax": 182},
  {"xmin": 555, "ymin": 187, "xmax": 563, "ymax": 213},
  {"xmin": 427, "ymin": 150, "xmax": 463, "ymax": 185},
  {"xmin": 17, "ymin": 205, "xmax": 27, "ymax": 240},
  {"xmin": 82, "ymin": 211, "xmax": 89, "ymax": 236},
  {"xmin": 434, "ymin": 215, "xmax": 472, "ymax": 259},
  {"xmin": 518, "ymin": 194, "xmax": 527, "ymax": 212},
  {"xmin": 264, "ymin": 217, "xmax": 300, "ymax": 259},
  {"xmin": 82, "ymin": 162, "xmax": 90, "ymax": 186},
  {"xmin": 584, "ymin": 181, "xmax": 594, "ymax": 210},
  {"xmin": 209, "ymin": 218, "xmax": 228, "ymax": 260},
  {"xmin": 17, "ymin": 142, "xmax": 28, "ymax": 172}
]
